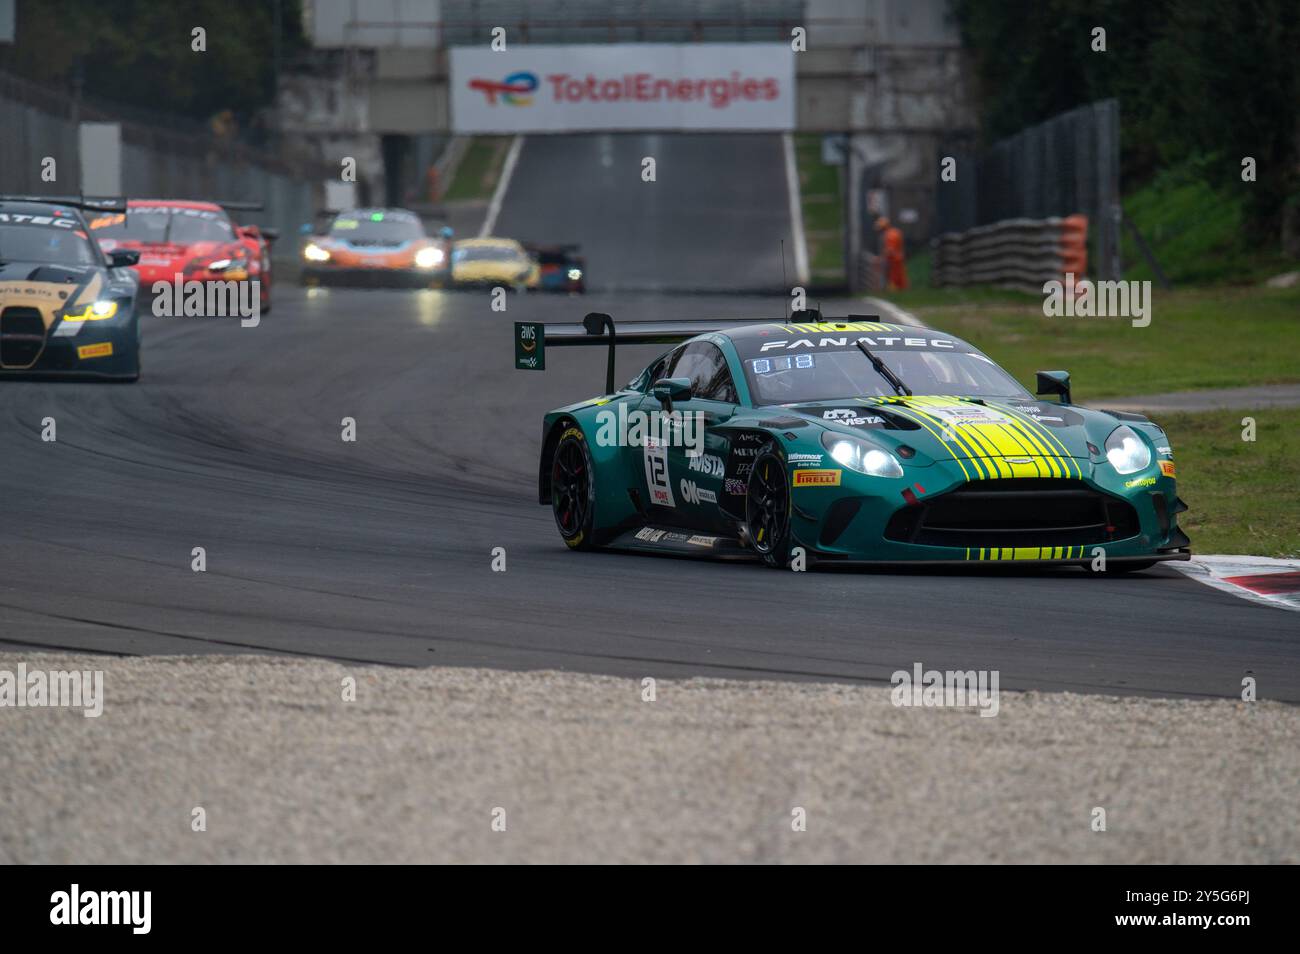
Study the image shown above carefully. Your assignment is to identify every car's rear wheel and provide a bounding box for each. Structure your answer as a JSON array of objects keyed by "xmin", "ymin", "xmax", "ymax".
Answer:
[
  {"xmin": 746, "ymin": 448, "xmax": 792, "ymax": 568},
  {"xmin": 551, "ymin": 427, "xmax": 596, "ymax": 550}
]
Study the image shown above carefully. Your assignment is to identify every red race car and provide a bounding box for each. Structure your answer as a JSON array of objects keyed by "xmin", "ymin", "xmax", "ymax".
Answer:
[{"xmin": 88, "ymin": 199, "xmax": 277, "ymax": 312}]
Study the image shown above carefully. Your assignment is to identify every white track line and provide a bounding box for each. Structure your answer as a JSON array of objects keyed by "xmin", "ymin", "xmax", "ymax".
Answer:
[
  {"xmin": 862, "ymin": 295, "xmax": 927, "ymax": 329},
  {"xmin": 479, "ymin": 135, "xmax": 525, "ymax": 238},
  {"xmin": 781, "ymin": 132, "xmax": 810, "ymax": 287}
]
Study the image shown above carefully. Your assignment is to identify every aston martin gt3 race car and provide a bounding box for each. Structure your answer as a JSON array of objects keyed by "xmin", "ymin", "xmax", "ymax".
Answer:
[
  {"xmin": 0, "ymin": 196, "xmax": 142, "ymax": 381},
  {"xmin": 88, "ymin": 199, "xmax": 275, "ymax": 313},
  {"xmin": 300, "ymin": 208, "xmax": 450, "ymax": 287},
  {"xmin": 528, "ymin": 312, "xmax": 1190, "ymax": 571}
]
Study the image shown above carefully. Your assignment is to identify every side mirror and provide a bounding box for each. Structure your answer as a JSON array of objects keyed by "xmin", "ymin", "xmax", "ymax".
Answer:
[
  {"xmin": 651, "ymin": 376, "xmax": 693, "ymax": 412},
  {"xmin": 109, "ymin": 249, "xmax": 140, "ymax": 267},
  {"xmin": 1036, "ymin": 370, "xmax": 1072, "ymax": 405},
  {"xmin": 259, "ymin": 227, "xmax": 279, "ymax": 242}
]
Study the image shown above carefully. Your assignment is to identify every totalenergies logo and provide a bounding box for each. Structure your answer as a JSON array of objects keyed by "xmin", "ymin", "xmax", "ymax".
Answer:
[{"xmin": 468, "ymin": 71, "xmax": 539, "ymax": 105}]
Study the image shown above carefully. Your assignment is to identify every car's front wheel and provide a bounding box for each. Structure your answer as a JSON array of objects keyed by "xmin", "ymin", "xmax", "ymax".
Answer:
[
  {"xmin": 551, "ymin": 426, "xmax": 597, "ymax": 550},
  {"xmin": 746, "ymin": 447, "xmax": 792, "ymax": 568}
]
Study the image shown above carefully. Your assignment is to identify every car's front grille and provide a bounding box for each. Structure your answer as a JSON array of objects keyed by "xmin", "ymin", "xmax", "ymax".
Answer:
[
  {"xmin": 884, "ymin": 478, "xmax": 1140, "ymax": 549},
  {"xmin": 0, "ymin": 306, "xmax": 47, "ymax": 368}
]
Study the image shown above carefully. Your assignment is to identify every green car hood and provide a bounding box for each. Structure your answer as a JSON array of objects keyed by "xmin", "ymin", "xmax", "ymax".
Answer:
[{"xmin": 779, "ymin": 395, "xmax": 1102, "ymax": 481}]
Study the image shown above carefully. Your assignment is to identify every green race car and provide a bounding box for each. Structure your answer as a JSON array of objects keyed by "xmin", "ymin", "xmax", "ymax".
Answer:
[{"xmin": 525, "ymin": 312, "xmax": 1190, "ymax": 571}]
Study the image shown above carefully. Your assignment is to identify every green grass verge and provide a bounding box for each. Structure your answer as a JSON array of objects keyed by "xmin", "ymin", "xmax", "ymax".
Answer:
[
  {"xmin": 890, "ymin": 284, "xmax": 1300, "ymax": 399},
  {"xmin": 442, "ymin": 137, "xmax": 510, "ymax": 202},
  {"xmin": 1160, "ymin": 409, "xmax": 1299, "ymax": 558},
  {"xmin": 1121, "ymin": 161, "xmax": 1293, "ymax": 286}
]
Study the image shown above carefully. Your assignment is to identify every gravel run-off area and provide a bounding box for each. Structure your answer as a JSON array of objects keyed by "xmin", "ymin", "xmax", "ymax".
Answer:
[{"xmin": 1, "ymin": 653, "xmax": 1295, "ymax": 863}]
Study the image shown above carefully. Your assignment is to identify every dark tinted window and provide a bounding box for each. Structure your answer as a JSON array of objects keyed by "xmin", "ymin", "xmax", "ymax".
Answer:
[
  {"xmin": 89, "ymin": 207, "xmax": 233, "ymax": 244},
  {"xmin": 0, "ymin": 223, "xmax": 97, "ymax": 265},
  {"xmin": 668, "ymin": 342, "xmax": 738, "ymax": 404},
  {"xmin": 330, "ymin": 212, "xmax": 425, "ymax": 242}
]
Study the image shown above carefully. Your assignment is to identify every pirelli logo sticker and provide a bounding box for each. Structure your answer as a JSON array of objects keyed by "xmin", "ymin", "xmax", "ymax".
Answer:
[
  {"xmin": 792, "ymin": 468, "xmax": 841, "ymax": 487},
  {"xmin": 1159, "ymin": 460, "xmax": 1176, "ymax": 477},
  {"xmin": 77, "ymin": 342, "xmax": 113, "ymax": 360}
]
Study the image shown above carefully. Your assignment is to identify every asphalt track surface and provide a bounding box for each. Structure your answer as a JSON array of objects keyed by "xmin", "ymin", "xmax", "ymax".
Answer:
[
  {"xmin": 1, "ymin": 285, "xmax": 1297, "ymax": 701},
  {"xmin": 493, "ymin": 133, "xmax": 794, "ymax": 292}
]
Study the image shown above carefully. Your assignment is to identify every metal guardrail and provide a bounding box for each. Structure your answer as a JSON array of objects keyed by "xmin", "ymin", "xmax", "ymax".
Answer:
[
  {"xmin": 930, "ymin": 215, "xmax": 1088, "ymax": 292},
  {"xmin": 0, "ymin": 69, "xmax": 337, "ymax": 259},
  {"xmin": 936, "ymin": 100, "xmax": 1119, "ymax": 281}
]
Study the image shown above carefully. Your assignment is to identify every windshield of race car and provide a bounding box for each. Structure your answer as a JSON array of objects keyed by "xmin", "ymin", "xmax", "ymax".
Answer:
[
  {"xmin": 740, "ymin": 338, "xmax": 1031, "ymax": 404},
  {"xmin": 453, "ymin": 245, "xmax": 525, "ymax": 263},
  {"xmin": 328, "ymin": 212, "xmax": 425, "ymax": 242},
  {"xmin": 89, "ymin": 206, "xmax": 235, "ymax": 244},
  {"xmin": 0, "ymin": 215, "xmax": 98, "ymax": 265}
]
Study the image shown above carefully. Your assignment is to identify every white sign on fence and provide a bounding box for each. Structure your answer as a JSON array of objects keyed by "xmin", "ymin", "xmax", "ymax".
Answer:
[
  {"xmin": 79, "ymin": 123, "xmax": 121, "ymax": 196},
  {"xmin": 450, "ymin": 43, "xmax": 795, "ymax": 133}
]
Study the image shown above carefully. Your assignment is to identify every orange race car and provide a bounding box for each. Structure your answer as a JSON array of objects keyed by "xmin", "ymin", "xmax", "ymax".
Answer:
[{"xmin": 300, "ymin": 208, "xmax": 452, "ymax": 287}]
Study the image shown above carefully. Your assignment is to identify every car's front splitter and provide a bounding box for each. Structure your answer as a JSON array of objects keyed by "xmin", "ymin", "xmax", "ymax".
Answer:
[{"xmin": 788, "ymin": 457, "xmax": 1187, "ymax": 564}]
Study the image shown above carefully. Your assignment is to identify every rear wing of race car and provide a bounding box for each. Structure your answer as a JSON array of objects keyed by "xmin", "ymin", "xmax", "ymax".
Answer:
[
  {"xmin": 515, "ymin": 309, "xmax": 860, "ymax": 394},
  {"xmin": 0, "ymin": 194, "xmax": 127, "ymax": 214}
]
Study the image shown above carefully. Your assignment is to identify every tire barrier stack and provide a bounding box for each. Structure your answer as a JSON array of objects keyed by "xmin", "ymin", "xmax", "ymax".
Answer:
[{"xmin": 931, "ymin": 214, "xmax": 1088, "ymax": 291}]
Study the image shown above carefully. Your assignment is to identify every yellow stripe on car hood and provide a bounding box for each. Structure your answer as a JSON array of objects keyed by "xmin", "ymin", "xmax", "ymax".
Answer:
[{"xmin": 862, "ymin": 395, "xmax": 1085, "ymax": 480}]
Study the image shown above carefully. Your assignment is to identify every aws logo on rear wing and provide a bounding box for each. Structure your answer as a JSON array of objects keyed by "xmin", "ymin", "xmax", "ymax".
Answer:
[{"xmin": 757, "ymin": 335, "xmax": 957, "ymax": 352}]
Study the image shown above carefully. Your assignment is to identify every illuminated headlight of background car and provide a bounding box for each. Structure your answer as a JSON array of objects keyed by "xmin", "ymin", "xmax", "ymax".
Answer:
[
  {"xmin": 303, "ymin": 243, "xmax": 330, "ymax": 262},
  {"xmin": 415, "ymin": 246, "xmax": 445, "ymax": 269},
  {"xmin": 567, "ymin": 268, "xmax": 582, "ymax": 280},
  {"xmin": 1105, "ymin": 425, "xmax": 1152, "ymax": 475},
  {"xmin": 63, "ymin": 299, "xmax": 119, "ymax": 321},
  {"xmin": 820, "ymin": 431, "xmax": 904, "ymax": 478}
]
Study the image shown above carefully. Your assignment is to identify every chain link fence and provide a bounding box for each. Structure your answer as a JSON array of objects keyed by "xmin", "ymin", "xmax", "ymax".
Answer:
[
  {"xmin": 935, "ymin": 99, "xmax": 1120, "ymax": 281},
  {"xmin": 0, "ymin": 69, "xmax": 333, "ymax": 258}
]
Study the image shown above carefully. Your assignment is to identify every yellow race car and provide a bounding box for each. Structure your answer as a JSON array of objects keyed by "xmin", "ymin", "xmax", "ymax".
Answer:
[{"xmin": 450, "ymin": 238, "xmax": 538, "ymax": 290}]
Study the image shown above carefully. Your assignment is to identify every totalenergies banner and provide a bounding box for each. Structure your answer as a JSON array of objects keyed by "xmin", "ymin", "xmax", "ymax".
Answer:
[{"xmin": 450, "ymin": 43, "xmax": 795, "ymax": 133}]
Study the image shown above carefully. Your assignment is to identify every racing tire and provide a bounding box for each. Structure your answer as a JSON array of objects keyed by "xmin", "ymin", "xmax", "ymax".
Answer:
[
  {"xmin": 550, "ymin": 426, "xmax": 597, "ymax": 551},
  {"xmin": 745, "ymin": 446, "xmax": 793, "ymax": 568}
]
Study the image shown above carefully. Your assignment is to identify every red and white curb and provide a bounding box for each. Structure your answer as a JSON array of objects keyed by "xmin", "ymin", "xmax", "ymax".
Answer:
[{"xmin": 1171, "ymin": 555, "xmax": 1300, "ymax": 612}]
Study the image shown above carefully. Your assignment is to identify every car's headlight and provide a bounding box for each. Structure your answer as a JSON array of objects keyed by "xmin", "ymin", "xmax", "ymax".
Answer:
[
  {"xmin": 1105, "ymin": 425, "xmax": 1152, "ymax": 475},
  {"xmin": 303, "ymin": 243, "xmax": 330, "ymax": 262},
  {"xmin": 820, "ymin": 431, "xmax": 903, "ymax": 477},
  {"xmin": 64, "ymin": 300, "xmax": 118, "ymax": 321},
  {"xmin": 415, "ymin": 246, "xmax": 444, "ymax": 269},
  {"xmin": 208, "ymin": 258, "xmax": 233, "ymax": 271},
  {"xmin": 567, "ymin": 268, "xmax": 582, "ymax": 280}
]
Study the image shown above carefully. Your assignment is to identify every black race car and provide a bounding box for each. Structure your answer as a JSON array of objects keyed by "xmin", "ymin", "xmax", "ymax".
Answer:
[
  {"xmin": 525, "ymin": 243, "xmax": 586, "ymax": 293},
  {"xmin": 0, "ymin": 195, "xmax": 142, "ymax": 380}
]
